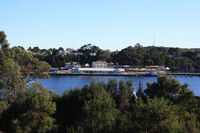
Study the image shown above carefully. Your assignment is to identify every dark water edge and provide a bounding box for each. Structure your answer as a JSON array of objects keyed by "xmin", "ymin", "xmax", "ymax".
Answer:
[{"xmin": 33, "ymin": 75, "xmax": 200, "ymax": 96}]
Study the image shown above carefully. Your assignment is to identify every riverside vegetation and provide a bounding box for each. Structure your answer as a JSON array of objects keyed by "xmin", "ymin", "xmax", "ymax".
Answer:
[{"xmin": 1, "ymin": 31, "xmax": 200, "ymax": 133}]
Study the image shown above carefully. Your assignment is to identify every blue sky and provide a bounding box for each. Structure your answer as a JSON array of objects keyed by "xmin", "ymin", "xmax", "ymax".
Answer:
[{"xmin": 0, "ymin": 0, "xmax": 200, "ymax": 50}]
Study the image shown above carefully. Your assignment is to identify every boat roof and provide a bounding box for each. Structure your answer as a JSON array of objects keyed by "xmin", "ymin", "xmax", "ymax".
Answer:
[{"xmin": 77, "ymin": 68, "xmax": 125, "ymax": 71}]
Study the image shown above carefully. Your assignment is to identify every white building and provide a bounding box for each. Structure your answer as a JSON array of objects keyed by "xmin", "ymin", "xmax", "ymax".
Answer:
[
  {"xmin": 90, "ymin": 52, "xmax": 96, "ymax": 56},
  {"xmin": 65, "ymin": 48, "xmax": 74, "ymax": 55},
  {"xmin": 62, "ymin": 62, "xmax": 81, "ymax": 69},
  {"xmin": 92, "ymin": 60, "xmax": 107, "ymax": 68},
  {"xmin": 73, "ymin": 68, "xmax": 125, "ymax": 74}
]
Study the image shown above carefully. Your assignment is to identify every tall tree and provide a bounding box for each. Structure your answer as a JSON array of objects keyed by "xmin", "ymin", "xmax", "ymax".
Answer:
[
  {"xmin": 11, "ymin": 82, "xmax": 57, "ymax": 133},
  {"xmin": 0, "ymin": 31, "xmax": 50, "ymax": 116}
]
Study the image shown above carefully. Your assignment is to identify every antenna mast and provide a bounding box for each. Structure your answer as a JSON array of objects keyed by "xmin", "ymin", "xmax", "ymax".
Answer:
[{"xmin": 153, "ymin": 32, "xmax": 156, "ymax": 46}]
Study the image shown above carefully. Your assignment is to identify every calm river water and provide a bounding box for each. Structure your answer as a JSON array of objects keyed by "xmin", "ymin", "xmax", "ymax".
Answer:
[{"xmin": 34, "ymin": 75, "xmax": 200, "ymax": 96}]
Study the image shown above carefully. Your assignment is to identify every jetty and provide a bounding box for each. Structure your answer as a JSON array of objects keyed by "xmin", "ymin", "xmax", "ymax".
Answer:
[{"xmin": 49, "ymin": 69, "xmax": 158, "ymax": 77}]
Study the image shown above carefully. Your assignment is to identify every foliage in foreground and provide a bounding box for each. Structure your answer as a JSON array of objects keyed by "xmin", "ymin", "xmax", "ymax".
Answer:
[{"xmin": 1, "ymin": 77, "xmax": 200, "ymax": 133}]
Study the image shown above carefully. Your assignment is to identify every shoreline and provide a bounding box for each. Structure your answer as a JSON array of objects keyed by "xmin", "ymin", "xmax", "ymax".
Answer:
[
  {"xmin": 49, "ymin": 72, "xmax": 200, "ymax": 77},
  {"xmin": 49, "ymin": 73, "xmax": 153, "ymax": 76},
  {"xmin": 165, "ymin": 72, "xmax": 200, "ymax": 76}
]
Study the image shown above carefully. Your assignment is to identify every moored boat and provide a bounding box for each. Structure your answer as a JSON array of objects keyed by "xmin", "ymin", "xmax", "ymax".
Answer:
[{"xmin": 142, "ymin": 72, "xmax": 158, "ymax": 77}]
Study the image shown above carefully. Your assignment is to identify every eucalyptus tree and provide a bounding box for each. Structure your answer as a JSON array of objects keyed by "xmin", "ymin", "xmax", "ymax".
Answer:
[{"xmin": 0, "ymin": 31, "xmax": 50, "ymax": 115}]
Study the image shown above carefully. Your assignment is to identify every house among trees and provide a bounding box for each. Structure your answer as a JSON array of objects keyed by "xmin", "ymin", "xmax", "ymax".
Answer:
[
  {"xmin": 65, "ymin": 48, "xmax": 74, "ymax": 55},
  {"xmin": 62, "ymin": 62, "xmax": 81, "ymax": 69},
  {"xmin": 90, "ymin": 52, "xmax": 97, "ymax": 56},
  {"xmin": 92, "ymin": 60, "xmax": 107, "ymax": 68}
]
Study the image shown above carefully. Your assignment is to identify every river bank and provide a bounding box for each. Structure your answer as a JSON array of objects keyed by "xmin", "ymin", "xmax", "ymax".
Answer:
[
  {"xmin": 49, "ymin": 70, "xmax": 200, "ymax": 77},
  {"xmin": 49, "ymin": 70, "xmax": 158, "ymax": 76}
]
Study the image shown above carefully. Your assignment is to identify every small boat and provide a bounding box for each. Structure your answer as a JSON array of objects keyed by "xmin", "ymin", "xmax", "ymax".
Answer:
[{"xmin": 142, "ymin": 72, "xmax": 158, "ymax": 77}]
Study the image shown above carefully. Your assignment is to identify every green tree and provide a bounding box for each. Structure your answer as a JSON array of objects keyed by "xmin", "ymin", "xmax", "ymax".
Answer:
[
  {"xmin": 0, "ymin": 31, "xmax": 9, "ymax": 49},
  {"xmin": 119, "ymin": 81, "xmax": 134, "ymax": 110},
  {"xmin": 136, "ymin": 80, "xmax": 146, "ymax": 100},
  {"xmin": 145, "ymin": 76, "xmax": 199, "ymax": 114},
  {"xmin": 78, "ymin": 82, "xmax": 118, "ymax": 133},
  {"xmin": 106, "ymin": 79, "xmax": 118, "ymax": 93},
  {"xmin": 11, "ymin": 46, "xmax": 50, "ymax": 79},
  {"xmin": 82, "ymin": 97, "xmax": 118, "ymax": 133},
  {"xmin": 0, "ymin": 58, "xmax": 26, "ymax": 105},
  {"xmin": 11, "ymin": 82, "xmax": 56, "ymax": 133},
  {"xmin": 96, "ymin": 49, "xmax": 111, "ymax": 61},
  {"xmin": 31, "ymin": 46, "xmax": 40, "ymax": 53},
  {"xmin": 179, "ymin": 112, "xmax": 200, "ymax": 133},
  {"xmin": 0, "ymin": 31, "xmax": 51, "ymax": 121},
  {"xmin": 55, "ymin": 88, "xmax": 85, "ymax": 132},
  {"xmin": 145, "ymin": 76, "xmax": 181, "ymax": 99},
  {"xmin": 131, "ymin": 98, "xmax": 181, "ymax": 133}
]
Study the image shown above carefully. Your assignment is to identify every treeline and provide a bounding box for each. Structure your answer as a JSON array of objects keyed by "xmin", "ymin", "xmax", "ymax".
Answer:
[{"xmin": 29, "ymin": 44, "xmax": 200, "ymax": 72}]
